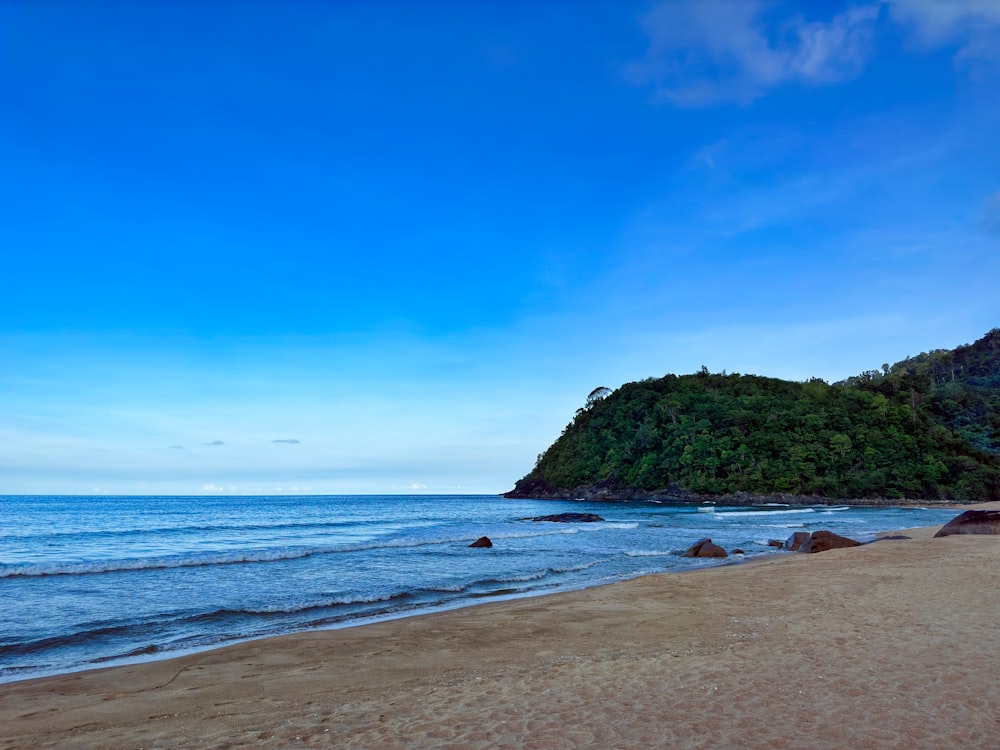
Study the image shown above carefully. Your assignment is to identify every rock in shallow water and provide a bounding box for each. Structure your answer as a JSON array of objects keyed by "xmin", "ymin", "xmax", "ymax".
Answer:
[
  {"xmin": 468, "ymin": 536, "xmax": 493, "ymax": 548},
  {"xmin": 529, "ymin": 513, "xmax": 605, "ymax": 523},
  {"xmin": 682, "ymin": 538, "xmax": 728, "ymax": 558}
]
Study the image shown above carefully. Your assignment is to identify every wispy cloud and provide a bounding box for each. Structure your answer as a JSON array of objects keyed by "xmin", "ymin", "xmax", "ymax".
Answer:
[
  {"xmin": 626, "ymin": 0, "xmax": 1000, "ymax": 108},
  {"xmin": 168, "ymin": 445, "xmax": 184, "ymax": 449},
  {"xmin": 272, "ymin": 438, "xmax": 300, "ymax": 444},
  {"xmin": 625, "ymin": 1, "xmax": 879, "ymax": 106},
  {"xmin": 204, "ymin": 440, "xmax": 224, "ymax": 446},
  {"xmin": 888, "ymin": 0, "xmax": 1000, "ymax": 62}
]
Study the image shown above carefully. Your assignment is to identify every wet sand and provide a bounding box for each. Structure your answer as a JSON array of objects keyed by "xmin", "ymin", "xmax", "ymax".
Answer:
[{"xmin": 3, "ymin": 506, "xmax": 999, "ymax": 749}]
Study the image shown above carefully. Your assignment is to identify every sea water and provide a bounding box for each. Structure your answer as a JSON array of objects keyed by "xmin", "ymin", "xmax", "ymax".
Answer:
[{"xmin": 0, "ymin": 494, "xmax": 958, "ymax": 683}]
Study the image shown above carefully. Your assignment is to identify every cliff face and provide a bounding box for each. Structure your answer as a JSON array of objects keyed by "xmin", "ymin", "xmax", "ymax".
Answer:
[{"xmin": 505, "ymin": 329, "xmax": 1000, "ymax": 504}]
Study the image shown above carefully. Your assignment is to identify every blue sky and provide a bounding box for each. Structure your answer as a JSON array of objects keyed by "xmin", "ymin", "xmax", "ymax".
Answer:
[{"xmin": 2, "ymin": 0, "xmax": 999, "ymax": 495}]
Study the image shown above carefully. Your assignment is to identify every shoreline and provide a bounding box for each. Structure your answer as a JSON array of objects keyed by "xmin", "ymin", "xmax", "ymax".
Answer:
[
  {"xmin": 3, "ymin": 505, "xmax": 999, "ymax": 748},
  {"xmin": 503, "ymin": 485, "xmax": 975, "ymax": 507},
  {"xmin": 0, "ymin": 501, "xmax": 954, "ymax": 688}
]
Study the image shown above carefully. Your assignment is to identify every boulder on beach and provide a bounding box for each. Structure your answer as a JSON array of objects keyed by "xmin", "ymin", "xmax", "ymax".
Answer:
[
  {"xmin": 798, "ymin": 530, "xmax": 862, "ymax": 553},
  {"xmin": 529, "ymin": 513, "xmax": 605, "ymax": 523},
  {"xmin": 468, "ymin": 536, "xmax": 493, "ymax": 548},
  {"xmin": 682, "ymin": 538, "xmax": 728, "ymax": 558},
  {"xmin": 934, "ymin": 510, "xmax": 1000, "ymax": 538},
  {"xmin": 784, "ymin": 531, "xmax": 810, "ymax": 552}
]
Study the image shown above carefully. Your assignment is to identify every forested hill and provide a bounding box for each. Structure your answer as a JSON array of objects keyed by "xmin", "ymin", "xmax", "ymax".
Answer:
[{"xmin": 505, "ymin": 329, "xmax": 1000, "ymax": 504}]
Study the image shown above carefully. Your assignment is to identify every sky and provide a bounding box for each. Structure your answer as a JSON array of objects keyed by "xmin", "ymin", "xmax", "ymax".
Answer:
[{"xmin": 2, "ymin": 0, "xmax": 999, "ymax": 496}]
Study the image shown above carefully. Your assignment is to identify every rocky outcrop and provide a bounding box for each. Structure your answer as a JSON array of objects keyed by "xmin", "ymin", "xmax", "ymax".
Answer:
[
  {"xmin": 682, "ymin": 538, "xmax": 728, "ymax": 558},
  {"xmin": 784, "ymin": 531, "xmax": 810, "ymax": 551},
  {"xmin": 798, "ymin": 530, "xmax": 862, "ymax": 553},
  {"xmin": 469, "ymin": 536, "xmax": 493, "ymax": 548},
  {"xmin": 934, "ymin": 510, "xmax": 1000, "ymax": 537},
  {"xmin": 529, "ymin": 513, "xmax": 605, "ymax": 523},
  {"xmin": 504, "ymin": 475, "xmax": 567, "ymax": 499}
]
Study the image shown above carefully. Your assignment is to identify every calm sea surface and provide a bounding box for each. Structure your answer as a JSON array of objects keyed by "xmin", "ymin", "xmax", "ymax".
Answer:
[{"xmin": 0, "ymin": 494, "xmax": 958, "ymax": 683}]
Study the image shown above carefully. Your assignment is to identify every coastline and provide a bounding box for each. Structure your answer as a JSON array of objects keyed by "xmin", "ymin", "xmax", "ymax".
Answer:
[
  {"xmin": 501, "ymin": 478, "xmax": 972, "ymax": 507},
  {"xmin": 3, "ymin": 504, "xmax": 999, "ymax": 749}
]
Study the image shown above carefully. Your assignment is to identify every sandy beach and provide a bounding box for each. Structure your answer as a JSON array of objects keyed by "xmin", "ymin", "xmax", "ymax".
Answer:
[{"xmin": 3, "ymin": 506, "xmax": 999, "ymax": 749}]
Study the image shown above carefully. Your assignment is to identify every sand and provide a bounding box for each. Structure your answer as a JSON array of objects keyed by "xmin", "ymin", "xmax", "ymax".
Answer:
[{"xmin": 3, "ymin": 507, "xmax": 1000, "ymax": 749}]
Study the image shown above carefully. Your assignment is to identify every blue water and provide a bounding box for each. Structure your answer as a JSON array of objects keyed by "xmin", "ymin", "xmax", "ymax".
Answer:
[{"xmin": 0, "ymin": 494, "xmax": 958, "ymax": 683}]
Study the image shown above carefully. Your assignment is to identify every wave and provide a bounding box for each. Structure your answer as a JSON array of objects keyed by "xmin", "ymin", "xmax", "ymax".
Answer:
[
  {"xmin": 0, "ymin": 590, "xmax": 420, "ymax": 659},
  {"xmin": 426, "ymin": 559, "xmax": 612, "ymax": 593},
  {"xmin": 710, "ymin": 508, "xmax": 814, "ymax": 518},
  {"xmin": 0, "ymin": 547, "xmax": 335, "ymax": 578},
  {"xmin": 0, "ymin": 522, "xmax": 631, "ymax": 579},
  {"xmin": 14, "ymin": 559, "xmax": 622, "ymax": 648},
  {"xmin": 488, "ymin": 528, "xmax": 583, "ymax": 541},
  {"xmin": 582, "ymin": 522, "xmax": 639, "ymax": 531},
  {"xmin": 492, "ymin": 521, "xmax": 638, "ymax": 539},
  {"xmin": 188, "ymin": 591, "xmax": 418, "ymax": 620},
  {"xmin": 0, "ymin": 539, "xmax": 457, "ymax": 579},
  {"xmin": 0, "ymin": 620, "xmax": 152, "ymax": 659},
  {"xmin": 0, "ymin": 518, "xmax": 370, "ymax": 543},
  {"xmin": 623, "ymin": 549, "xmax": 675, "ymax": 557}
]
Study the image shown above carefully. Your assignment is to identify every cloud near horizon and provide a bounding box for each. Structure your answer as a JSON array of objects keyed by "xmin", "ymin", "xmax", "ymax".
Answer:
[{"xmin": 272, "ymin": 438, "xmax": 301, "ymax": 444}]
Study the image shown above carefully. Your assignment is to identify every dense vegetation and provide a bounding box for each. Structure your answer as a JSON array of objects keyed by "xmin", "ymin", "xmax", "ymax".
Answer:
[{"xmin": 508, "ymin": 329, "xmax": 1000, "ymax": 502}]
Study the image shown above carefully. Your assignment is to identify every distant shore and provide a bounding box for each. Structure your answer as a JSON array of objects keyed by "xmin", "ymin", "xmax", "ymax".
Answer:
[
  {"xmin": 502, "ymin": 478, "xmax": 972, "ymax": 507},
  {"xmin": 3, "ymin": 503, "xmax": 999, "ymax": 749}
]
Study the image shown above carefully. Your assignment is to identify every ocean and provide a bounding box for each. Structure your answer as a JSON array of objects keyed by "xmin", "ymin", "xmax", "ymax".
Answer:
[{"xmin": 0, "ymin": 494, "xmax": 958, "ymax": 683}]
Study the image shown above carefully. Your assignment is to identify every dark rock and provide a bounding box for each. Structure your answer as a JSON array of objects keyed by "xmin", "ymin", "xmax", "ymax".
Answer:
[
  {"xmin": 767, "ymin": 539, "xmax": 785, "ymax": 548},
  {"xmin": 798, "ymin": 530, "xmax": 862, "ymax": 553},
  {"xmin": 682, "ymin": 538, "xmax": 728, "ymax": 558},
  {"xmin": 875, "ymin": 534, "xmax": 912, "ymax": 541},
  {"xmin": 784, "ymin": 531, "xmax": 810, "ymax": 551},
  {"xmin": 731, "ymin": 548, "xmax": 745, "ymax": 555},
  {"xmin": 468, "ymin": 536, "xmax": 493, "ymax": 548},
  {"xmin": 529, "ymin": 513, "xmax": 605, "ymax": 523},
  {"xmin": 934, "ymin": 510, "xmax": 1000, "ymax": 538}
]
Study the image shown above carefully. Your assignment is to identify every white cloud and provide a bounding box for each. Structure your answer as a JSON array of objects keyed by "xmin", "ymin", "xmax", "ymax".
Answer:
[
  {"xmin": 790, "ymin": 6, "xmax": 881, "ymax": 81},
  {"xmin": 888, "ymin": 0, "xmax": 1000, "ymax": 61},
  {"xmin": 626, "ymin": 1, "xmax": 879, "ymax": 106}
]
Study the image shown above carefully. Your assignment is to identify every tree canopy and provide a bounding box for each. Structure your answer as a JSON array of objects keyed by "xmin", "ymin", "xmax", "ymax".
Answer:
[{"xmin": 508, "ymin": 329, "xmax": 1000, "ymax": 502}]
